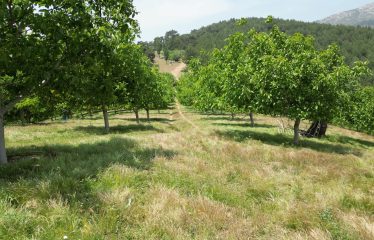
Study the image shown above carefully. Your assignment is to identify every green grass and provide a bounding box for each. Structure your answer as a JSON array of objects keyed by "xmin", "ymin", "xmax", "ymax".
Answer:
[{"xmin": 1, "ymin": 107, "xmax": 373, "ymax": 239}]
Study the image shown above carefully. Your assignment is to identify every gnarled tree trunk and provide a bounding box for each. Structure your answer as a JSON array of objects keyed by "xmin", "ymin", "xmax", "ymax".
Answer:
[
  {"xmin": 304, "ymin": 121, "xmax": 328, "ymax": 138},
  {"xmin": 0, "ymin": 96, "xmax": 27, "ymax": 164},
  {"xmin": 102, "ymin": 105, "xmax": 110, "ymax": 134},
  {"xmin": 249, "ymin": 112, "xmax": 255, "ymax": 127},
  {"xmin": 0, "ymin": 114, "xmax": 7, "ymax": 164},
  {"xmin": 231, "ymin": 112, "xmax": 235, "ymax": 120},
  {"xmin": 134, "ymin": 109, "xmax": 140, "ymax": 124},
  {"xmin": 293, "ymin": 118, "xmax": 301, "ymax": 145},
  {"xmin": 20, "ymin": 110, "xmax": 26, "ymax": 125},
  {"xmin": 146, "ymin": 109, "xmax": 150, "ymax": 122}
]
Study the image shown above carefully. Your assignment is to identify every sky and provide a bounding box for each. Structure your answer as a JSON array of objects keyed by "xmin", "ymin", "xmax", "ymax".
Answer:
[{"xmin": 133, "ymin": 0, "xmax": 374, "ymax": 41}]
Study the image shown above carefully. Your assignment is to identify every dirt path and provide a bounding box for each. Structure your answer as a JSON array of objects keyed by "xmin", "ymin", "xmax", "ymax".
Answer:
[
  {"xmin": 169, "ymin": 62, "xmax": 200, "ymax": 130},
  {"xmin": 155, "ymin": 55, "xmax": 186, "ymax": 79},
  {"xmin": 159, "ymin": 59, "xmax": 200, "ymax": 131},
  {"xmin": 170, "ymin": 62, "xmax": 186, "ymax": 79},
  {"xmin": 175, "ymin": 100, "xmax": 201, "ymax": 131}
]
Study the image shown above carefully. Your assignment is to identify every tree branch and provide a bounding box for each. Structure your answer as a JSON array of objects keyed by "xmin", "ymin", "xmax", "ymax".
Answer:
[{"xmin": 0, "ymin": 95, "xmax": 26, "ymax": 116}]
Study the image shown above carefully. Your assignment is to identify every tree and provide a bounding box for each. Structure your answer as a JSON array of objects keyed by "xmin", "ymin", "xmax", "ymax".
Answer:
[
  {"xmin": 186, "ymin": 59, "xmax": 225, "ymax": 113},
  {"xmin": 121, "ymin": 46, "xmax": 175, "ymax": 123},
  {"xmin": 143, "ymin": 71, "xmax": 175, "ymax": 120},
  {"xmin": 0, "ymin": 0, "xmax": 138, "ymax": 163},
  {"xmin": 121, "ymin": 45, "xmax": 154, "ymax": 124},
  {"xmin": 164, "ymin": 30, "xmax": 180, "ymax": 50},
  {"xmin": 169, "ymin": 50, "xmax": 186, "ymax": 62},
  {"xmin": 139, "ymin": 41, "xmax": 156, "ymax": 62},
  {"xmin": 245, "ymin": 21, "xmax": 369, "ymax": 144},
  {"xmin": 0, "ymin": 0, "xmax": 68, "ymax": 164},
  {"xmin": 163, "ymin": 30, "xmax": 180, "ymax": 61},
  {"xmin": 216, "ymin": 31, "xmax": 257, "ymax": 126},
  {"xmin": 178, "ymin": 31, "xmax": 257, "ymax": 124},
  {"xmin": 153, "ymin": 37, "xmax": 164, "ymax": 55},
  {"xmin": 177, "ymin": 73, "xmax": 198, "ymax": 106}
]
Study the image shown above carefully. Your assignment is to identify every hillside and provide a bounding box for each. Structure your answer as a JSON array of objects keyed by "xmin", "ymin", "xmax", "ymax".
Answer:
[
  {"xmin": 319, "ymin": 2, "xmax": 374, "ymax": 27},
  {"xmin": 153, "ymin": 17, "xmax": 374, "ymax": 85}
]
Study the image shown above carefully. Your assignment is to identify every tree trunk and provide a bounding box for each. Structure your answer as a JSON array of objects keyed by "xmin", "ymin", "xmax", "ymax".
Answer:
[
  {"xmin": 293, "ymin": 118, "xmax": 301, "ymax": 145},
  {"xmin": 102, "ymin": 105, "xmax": 110, "ymax": 134},
  {"xmin": 20, "ymin": 110, "xmax": 25, "ymax": 125},
  {"xmin": 134, "ymin": 109, "xmax": 140, "ymax": 124},
  {"xmin": 146, "ymin": 109, "xmax": 150, "ymax": 122},
  {"xmin": 0, "ymin": 114, "xmax": 7, "ymax": 164},
  {"xmin": 305, "ymin": 121, "xmax": 328, "ymax": 138},
  {"xmin": 249, "ymin": 112, "xmax": 255, "ymax": 127}
]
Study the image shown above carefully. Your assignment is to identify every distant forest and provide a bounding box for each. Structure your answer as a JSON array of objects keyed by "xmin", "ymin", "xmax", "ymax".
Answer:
[{"xmin": 143, "ymin": 17, "xmax": 374, "ymax": 85}]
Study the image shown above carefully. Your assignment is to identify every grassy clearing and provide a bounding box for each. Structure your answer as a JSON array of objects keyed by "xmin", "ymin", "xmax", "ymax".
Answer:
[{"xmin": 0, "ymin": 106, "xmax": 373, "ymax": 239}]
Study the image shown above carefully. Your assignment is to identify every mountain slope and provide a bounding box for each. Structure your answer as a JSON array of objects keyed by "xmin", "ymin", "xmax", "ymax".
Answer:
[{"xmin": 319, "ymin": 2, "xmax": 374, "ymax": 27}]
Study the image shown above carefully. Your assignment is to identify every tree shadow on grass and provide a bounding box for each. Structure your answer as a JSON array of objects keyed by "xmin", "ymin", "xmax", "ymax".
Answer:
[
  {"xmin": 1, "ymin": 137, "xmax": 176, "ymax": 208},
  {"xmin": 200, "ymin": 115, "xmax": 258, "ymax": 122},
  {"xmin": 325, "ymin": 135, "xmax": 374, "ymax": 149},
  {"xmin": 124, "ymin": 118, "xmax": 175, "ymax": 123},
  {"xmin": 200, "ymin": 116, "xmax": 238, "ymax": 121},
  {"xmin": 213, "ymin": 122, "xmax": 274, "ymax": 129},
  {"xmin": 215, "ymin": 129, "xmax": 363, "ymax": 156},
  {"xmin": 74, "ymin": 124, "xmax": 165, "ymax": 135}
]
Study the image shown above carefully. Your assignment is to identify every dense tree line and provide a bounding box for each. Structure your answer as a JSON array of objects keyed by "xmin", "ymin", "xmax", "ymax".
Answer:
[
  {"xmin": 0, "ymin": 1, "xmax": 175, "ymax": 164},
  {"xmin": 151, "ymin": 17, "xmax": 374, "ymax": 85},
  {"xmin": 177, "ymin": 18, "xmax": 372, "ymax": 143}
]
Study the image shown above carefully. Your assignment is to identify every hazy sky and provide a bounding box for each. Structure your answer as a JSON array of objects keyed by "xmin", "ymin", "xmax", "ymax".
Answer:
[{"xmin": 133, "ymin": 0, "xmax": 374, "ymax": 41}]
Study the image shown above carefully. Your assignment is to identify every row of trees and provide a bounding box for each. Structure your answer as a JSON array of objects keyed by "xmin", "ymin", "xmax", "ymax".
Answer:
[
  {"xmin": 0, "ymin": 1, "xmax": 175, "ymax": 164},
  {"xmin": 177, "ymin": 18, "xmax": 371, "ymax": 144}
]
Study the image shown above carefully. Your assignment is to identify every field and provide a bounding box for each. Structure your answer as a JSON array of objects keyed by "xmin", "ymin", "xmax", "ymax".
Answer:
[{"xmin": 0, "ymin": 105, "xmax": 373, "ymax": 239}]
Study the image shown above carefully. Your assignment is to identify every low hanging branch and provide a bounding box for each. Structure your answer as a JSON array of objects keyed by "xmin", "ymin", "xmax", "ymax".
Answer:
[{"xmin": 0, "ymin": 95, "xmax": 26, "ymax": 116}]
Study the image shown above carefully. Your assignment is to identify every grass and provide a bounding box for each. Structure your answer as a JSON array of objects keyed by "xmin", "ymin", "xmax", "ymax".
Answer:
[{"xmin": 0, "ymin": 107, "xmax": 373, "ymax": 239}]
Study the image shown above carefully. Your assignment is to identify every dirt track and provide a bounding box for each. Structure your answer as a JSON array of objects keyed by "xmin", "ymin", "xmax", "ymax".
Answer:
[{"xmin": 170, "ymin": 62, "xmax": 186, "ymax": 79}]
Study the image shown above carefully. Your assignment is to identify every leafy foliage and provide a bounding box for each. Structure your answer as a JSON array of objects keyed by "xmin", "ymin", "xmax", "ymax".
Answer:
[{"xmin": 335, "ymin": 86, "xmax": 374, "ymax": 134}]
